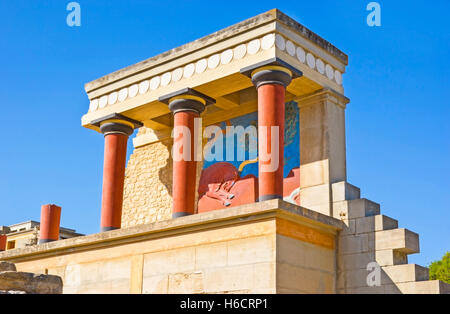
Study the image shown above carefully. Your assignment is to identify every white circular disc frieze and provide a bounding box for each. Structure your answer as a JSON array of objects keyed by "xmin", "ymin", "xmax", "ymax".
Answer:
[
  {"xmin": 195, "ymin": 59, "xmax": 207, "ymax": 74},
  {"xmin": 316, "ymin": 59, "xmax": 325, "ymax": 74},
  {"xmin": 184, "ymin": 63, "xmax": 195, "ymax": 78},
  {"xmin": 161, "ymin": 72, "xmax": 172, "ymax": 86},
  {"xmin": 234, "ymin": 44, "xmax": 247, "ymax": 60},
  {"xmin": 207, "ymin": 54, "xmax": 220, "ymax": 69},
  {"xmin": 99, "ymin": 95, "xmax": 108, "ymax": 109},
  {"xmin": 325, "ymin": 64, "xmax": 334, "ymax": 80},
  {"xmin": 220, "ymin": 49, "xmax": 233, "ymax": 65},
  {"xmin": 89, "ymin": 99, "xmax": 98, "ymax": 112},
  {"xmin": 118, "ymin": 88, "xmax": 128, "ymax": 102},
  {"xmin": 172, "ymin": 68, "xmax": 183, "ymax": 82},
  {"xmin": 275, "ymin": 34, "xmax": 286, "ymax": 51},
  {"xmin": 128, "ymin": 84, "xmax": 138, "ymax": 98},
  {"xmin": 296, "ymin": 47, "xmax": 306, "ymax": 63},
  {"xmin": 139, "ymin": 80, "xmax": 149, "ymax": 94},
  {"xmin": 306, "ymin": 53, "xmax": 315, "ymax": 69},
  {"xmin": 247, "ymin": 39, "xmax": 261, "ymax": 55},
  {"xmin": 286, "ymin": 40, "xmax": 296, "ymax": 56},
  {"xmin": 108, "ymin": 92, "xmax": 118, "ymax": 105},
  {"xmin": 150, "ymin": 76, "xmax": 161, "ymax": 90},
  {"xmin": 261, "ymin": 33, "xmax": 275, "ymax": 50},
  {"xmin": 335, "ymin": 70, "xmax": 343, "ymax": 85}
]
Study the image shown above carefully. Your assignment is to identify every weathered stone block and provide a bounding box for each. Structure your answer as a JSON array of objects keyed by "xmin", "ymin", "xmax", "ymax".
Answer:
[
  {"xmin": 331, "ymin": 181, "xmax": 360, "ymax": 202},
  {"xmin": 338, "ymin": 234, "xmax": 369, "ymax": 254},
  {"xmin": 375, "ymin": 249, "xmax": 408, "ymax": 266},
  {"xmin": 396, "ymin": 280, "xmax": 450, "ymax": 294},
  {"xmin": 375, "ymin": 229, "xmax": 419, "ymax": 254},
  {"xmin": 333, "ymin": 198, "xmax": 380, "ymax": 220},
  {"xmin": 168, "ymin": 272, "xmax": 204, "ymax": 294},
  {"xmin": 382, "ymin": 264, "xmax": 429, "ymax": 283},
  {"xmin": 355, "ymin": 215, "xmax": 398, "ymax": 234},
  {"xmin": 227, "ymin": 236, "xmax": 275, "ymax": 266},
  {"xmin": 277, "ymin": 262, "xmax": 335, "ymax": 293},
  {"xmin": 142, "ymin": 274, "xmax": 169, "ymax": 294},
  {"xmin": 0, "ymin": 271, "xmax": 62, "ymax": 294},
  {"xmin": 195, "ymin": 242, "xmax": 227, "ymax": 269},
  {"xmin": 339, "ymin": 219, "xmax": 356, "ymax": 236},
  {"xmin": 338, "ymin": 252, "xmax": 375, "ymax": 271},
  {"xmin": 0, "ymin": 261, "xmax": 16, "ymax": 272},
  {"xmin": 203, "ymin": 264, "xmax": 254, "ymax": 293}
]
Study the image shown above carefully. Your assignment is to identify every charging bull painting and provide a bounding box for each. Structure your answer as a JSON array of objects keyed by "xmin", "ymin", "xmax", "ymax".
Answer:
[{"xmin": 198, "ymin": 101, "xmax": 300, "ymax": 212}]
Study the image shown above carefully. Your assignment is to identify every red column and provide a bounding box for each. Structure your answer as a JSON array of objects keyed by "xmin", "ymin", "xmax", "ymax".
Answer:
[
  {"xmin": 160, "ymin": 89, "xmax": 213, "ymax": 218},
  {"xmin": 251, "ymin": 66, "xmax": 292, "ymax": 201},
  {"xmin": 172, "ymin": 111, "xmax": 199, "ymax": 217},
  {"xmin": 39, "ymin": 204, "xmax": 61, "ymax": 244},
  {"xmin": 92, "ymin": 114, "xmax": 142, "ymax": 232},
  {"xmin": 100, "ymin": 132, "xmax": 128, "ymax": 231},
  {"xmin": 0, "ymin": 234, "xmax": 6, "ymax": 251},
  {"xmin": 257, "ymin": 84, "xmax": 286, "ymax": 200}
]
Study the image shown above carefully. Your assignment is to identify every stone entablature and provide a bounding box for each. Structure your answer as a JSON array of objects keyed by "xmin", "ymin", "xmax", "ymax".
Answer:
[{"xmin": 82, "ymin": 9, "xmax": 347, "ymax": 133}]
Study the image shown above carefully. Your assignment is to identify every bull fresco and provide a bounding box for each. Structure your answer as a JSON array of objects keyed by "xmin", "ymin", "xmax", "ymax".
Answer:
[{"xmin": 198, "ymin": 101, "xmax": 300, "ymax": 212}]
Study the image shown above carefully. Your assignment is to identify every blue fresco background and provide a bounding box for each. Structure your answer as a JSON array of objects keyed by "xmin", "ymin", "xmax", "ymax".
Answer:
[{"xmin": 202, "ymin": 101, "xmax": 300, "ymax": 178}]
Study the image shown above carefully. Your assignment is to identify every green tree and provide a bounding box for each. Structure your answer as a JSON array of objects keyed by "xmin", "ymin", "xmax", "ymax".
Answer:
[{"xmin": 429, "ymin": 252, "xmax": 450, "ymax": 283}]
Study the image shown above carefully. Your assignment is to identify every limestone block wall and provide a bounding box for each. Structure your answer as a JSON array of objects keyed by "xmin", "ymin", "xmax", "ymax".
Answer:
[
  {"xmin": 122, "ymin": 127, "xmax": 203, "ymax": 227},
  {"xmin": 0, "ymin": 202, "xmax": 340, "ymax": 294},
  {"xmin": 122, "ymin": 128, "xmax": 173, "ymax": 227}
]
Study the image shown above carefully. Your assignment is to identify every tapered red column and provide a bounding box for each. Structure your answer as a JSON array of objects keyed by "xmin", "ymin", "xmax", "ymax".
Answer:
[
  {"xmin": 159, "ymin": 88, "xmax": 214, "ymax": 218},
  {"xmin": 92, "ymin": 113, "xmax": 142, "ymax": 232},
  {"xmin": 172, "ymin": 110, "xmax": 200, "ymax": 217},
  {"xmin": 0, "ymin": 234, "xmax": 6, "ymax": 251},
  {"xmin": 251, "ymin": 66, "xmax": 292, "ymax": 201},
  {"xmin": 39, "ymin": 204, "xmax": 61, "ymax": 244}
]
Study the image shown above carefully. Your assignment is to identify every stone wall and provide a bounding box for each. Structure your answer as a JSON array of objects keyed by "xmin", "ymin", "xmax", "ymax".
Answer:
[
  {"xmin": 122, "ymin": 127, "xmax": 203, "ymax": 228},
  {"xmin": 122, "ymin": 128, "xmax": 173, "ymax": 228},
  {"xmin": 0, "ymin": 200, "xmax": 341, "ymax": 294}
]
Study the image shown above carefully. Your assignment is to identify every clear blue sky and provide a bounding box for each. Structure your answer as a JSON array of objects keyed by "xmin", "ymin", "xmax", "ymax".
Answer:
[{"xmin": 0, "ymin": 1, "xmax": 448, "ymax": 265}]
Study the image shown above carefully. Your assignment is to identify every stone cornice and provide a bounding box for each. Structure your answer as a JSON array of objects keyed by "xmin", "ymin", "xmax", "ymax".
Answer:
[
  {"xmin": 81, "ymin": 10, "xmax": 349, "ymax": 133},
  {"xmin": 83, "ymin": 32, "xmax": 346, "ymax": 122},
  {"xmin": 85, "ymin": 9, "xmax": 347, "ymax": 94}
]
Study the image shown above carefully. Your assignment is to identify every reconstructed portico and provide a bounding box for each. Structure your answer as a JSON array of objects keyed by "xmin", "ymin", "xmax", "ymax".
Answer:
[
  {"xmin": 82, "ymin": 9, "xmax": 349, "ymax": 222},
  {"xmin": 1, "ymin": 9, "xmax": 448, "ymax": 294}
]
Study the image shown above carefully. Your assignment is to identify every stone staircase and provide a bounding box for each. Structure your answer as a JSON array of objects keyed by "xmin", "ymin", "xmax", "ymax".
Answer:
[{"xmin": 333, "ymin": 182, "xmax": 450, "ymax": 294}]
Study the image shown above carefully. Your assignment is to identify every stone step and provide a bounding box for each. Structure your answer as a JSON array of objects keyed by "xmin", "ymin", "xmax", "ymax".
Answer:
[
  {"xmin": 355, "ymin": 215, "xmax": 398, "ymax": 234},
  {"xmin": 376, "ymin": 249, "xmax": 408, "ymax": 266},
  {"xmin": 391, "ymin": 280, "xmax": 450, "ymax": 294},
  {"xmin": 375, "ymin": 228, "xmax": 419, "ymax": 254},
  {"xmin": 334, "ymin": 198, "xmax": 380, "ymax": 220},
  {"xmin": 382, "ymin": 264, "xmax": 429, "ymax": 283},
  {"xmin": 332, "ymin": 181, "xmax": 361, "ymax": 202}
]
